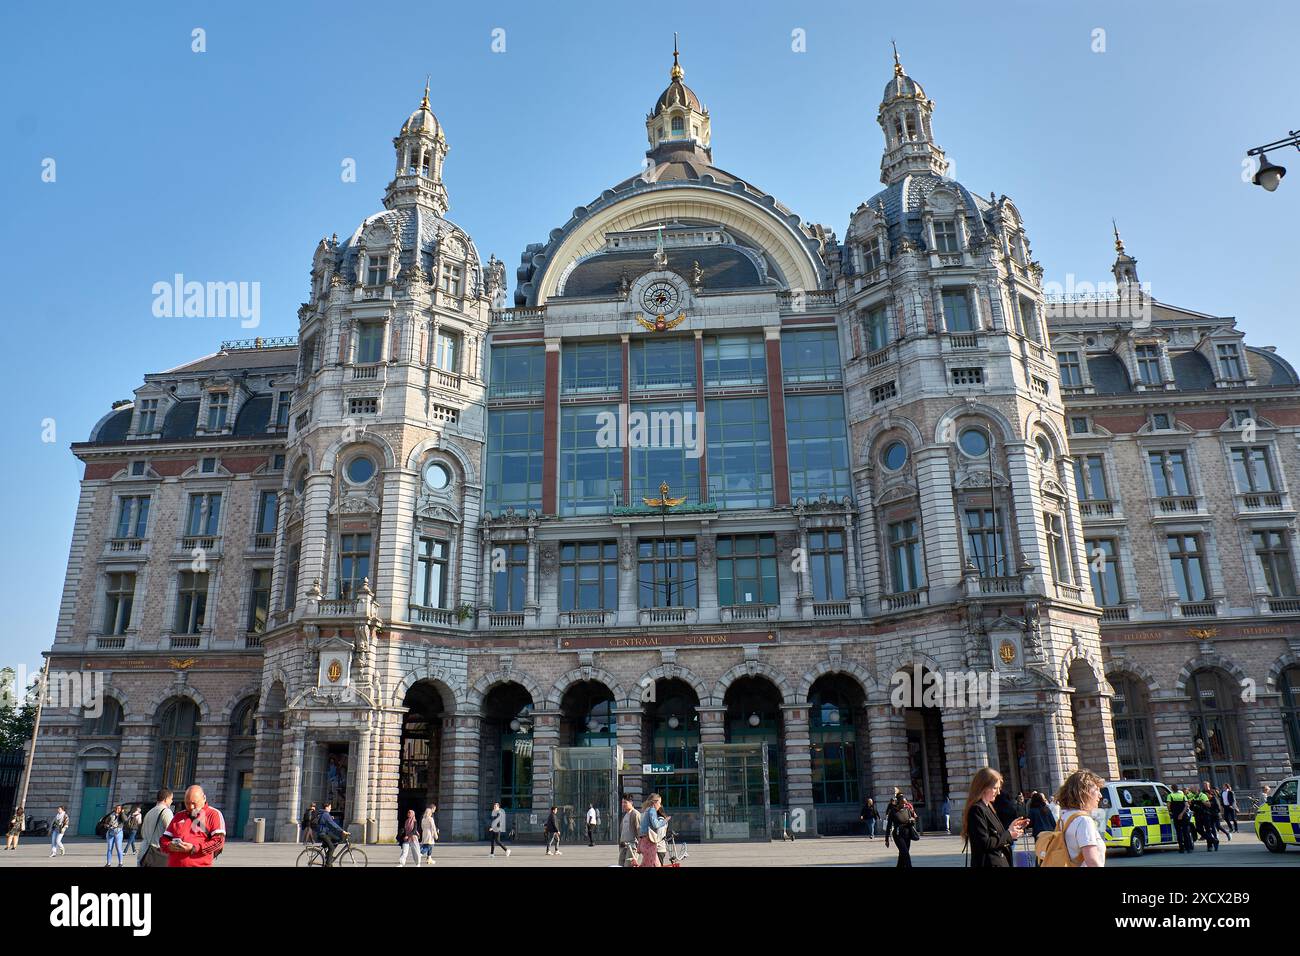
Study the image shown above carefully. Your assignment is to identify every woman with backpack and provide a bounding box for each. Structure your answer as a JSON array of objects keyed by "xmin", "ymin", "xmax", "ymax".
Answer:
[
  {"xmin": 1041, "ymin": 770, "xmax": 1106, "ymax": 867},
  {"xmin": 123, "ymin": 805, "xmax": 143, "ymax": 855},
  {"xmin": 5, "ymin": 806, "xmax": 23, "ymax": 850},
  {"xmin": 962, "ymin": 768, "xmax": 1030, "ymax": 867},
  {"xmin": 886, "ymin": 794, "xmax": 920, "ymax": 867}
]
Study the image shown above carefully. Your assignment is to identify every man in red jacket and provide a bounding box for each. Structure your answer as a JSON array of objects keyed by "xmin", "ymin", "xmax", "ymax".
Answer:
[{"xmin": 159, "ymin": 785, "xmax": 225, "ymax": 867}]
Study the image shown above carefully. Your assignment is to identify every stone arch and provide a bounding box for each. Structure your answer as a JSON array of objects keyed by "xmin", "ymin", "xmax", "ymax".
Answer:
[
  {"xmin": 860, "ymin": 414, "xmax": 926, "ymax": 468},
  {"xmin": 547, "ymin": 666, "xmax": 628, "ymax": 709},
  {"xmin": 76, "ymin": 742, "xmax": 119, "ymax": 760},
  {"xmin": 875, "ymin": 650, "xmax": 947, "ymax": 700},
  {"xmin": 1104, "ymin": 660, "xmax": 1161, "ymax": 697},
  {"xmin": 320, "ymin": 430, "xmax": 399, "ymax": 472},
  {"xmin": 712, "ymin": 660, "xmax": 797, "ymax": 707},
  {"xmin": 636, "ymin": 662, "xmax": 712, "ymax": 707},
  {"xmin": 91, "ymin": 685, "xmax": 132, "ymax": 723},
  {"xmin": 1058, "ymin": 645, "xmax": 1108, "ymax": 691},
  {"xmin": 1024, "ymin": 407, "xmax": 1068, "ymax": 455},
  {"xmin": 262, "ymin": 668, "xmax": 290, "ymax": 704},
  {"xmin": 932, "ymin": 401, "xmax": 1018, "ymax": 446},
  {"xmin": 795, "ymin": 659, "xmax": 879, "ymax": 701},
  {"xmin": 1174, "ymin": 653, "xmax": 1251, "ymax": 696},
  {"xmin": 392, "ymin": 668, "xmax": 464, "ymax": 713},
  {"xmin": 1265, "ymin": 651, "xmax": 1300, "ymax": 695},
  {"xmin": 406, "ymin": 436, "xmax": 482, "ymax": 487},
  {"xmin": 467, "ymin": 668, "xmax": 546, "ymax": 712},
  {"xmin": 142, "ymin": 683, "xmax": 210, "ymax": 722},
  {"xmin": 217, "ymin": 684, "xmax": 262, "ymax": 726}
]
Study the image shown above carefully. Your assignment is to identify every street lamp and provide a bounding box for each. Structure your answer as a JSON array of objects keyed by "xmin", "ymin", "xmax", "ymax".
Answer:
[{"xmin": 1246, "ymin": 130, "xmax": 1298, "ymax": 192}]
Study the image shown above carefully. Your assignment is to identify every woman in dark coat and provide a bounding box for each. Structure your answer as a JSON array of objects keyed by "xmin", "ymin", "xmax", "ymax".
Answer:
[
  {"xmin": 1027, "ymin": 791, "xmax": 1056, "ymax": 838},
  {"xmin": 962, "ymin": 767, "xmax": 1030, "ymax": 867}
]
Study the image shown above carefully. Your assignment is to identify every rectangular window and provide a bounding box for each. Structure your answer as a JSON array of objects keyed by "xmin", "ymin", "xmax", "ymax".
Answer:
[
  {"xmin": 1253, "ymin": 530, "xmax": 1297, "ymax": 598},
  {"xmin": 888, "ymin": 519, "xmax": 923, "ymax": 593},
  {"xmin": 413, "ymin": 537, "xmax": 450, "ymax": 609},
  {"xmin": 492, "ymin": 542, "xmax": 528, "ymax": 613},
  {"xmin": 860, "ymin": 239, "xmax": 882, "ymax": 273},
  {"xmin": 1072, "ymin": 455, "xmax": 1108, "ymax": 501},
  {"xmin": 951, "ymin": 367, "xmax": 984, "ymax": 385},
  {"xmin": 366, "ymin": 255, "xmax": 389, "ymax": 286},
  {"xmin": 116, "ymin": 495, "xmax": 151, "ymax": 539},
  {"xmin": 485, "ymin": 408, "xmax": 545, "ymax": 512},
  {"xmin": 489, "ymin": 344, "xmax": 545, "ymax": 398},
  {"xmin": 706, "ymin": 397, "xmax": 773, "ymax": 509},
  {"xmin": 1230, "ymin": 446, "xmax": 1275, "ymax": 493},
  {"xmin": 808, "ymin": 530, "xmax": 847, "ymax": 601},
  {"xmin": 1084, "ymin": 538, "xmax": 1123, "ymax": 606},
  {"xmin": 631, "ymin": 337, "xmax": 696, "ymax": 390},
  {"xmin": 559, "ymin": 405, "xmax": 623, "ymax": 515},
  {"xmin": 337, "ymin": 533, "xmax": 372, "ymax": 599},
  {"xmin": 137, "ymin": 398, "xmax": 158, "ymax": 433},
  {"xmin": 865, "ymin": 304, "xmax": 891, "ymax": 352},
  {"xmin": 1167, "ymin": 534, "xmax": 1208, "ymax": 602},
  {"xmin": 1057, "ymin": 350, "xmax": 1083, "ymax": 387},
  {"xmin": 1070, "ymin": 416, "xmax": 1090, "ymax": 435},
  {"xmin": 1151, "ymin": 412, "xmax": 1172, "ymax": 430},
  {"xmin": 1231, "ymin": 407, "xmax": 1254, "ymax": 428},
  {"xmin": 559, "ymin": 541, "xmax": 618, "ymax": 611},
  {"xmin": 1148, "ymin": 450, "xmax": 1191, "ymax": 497},
  {"xmin": 629, "ymin": 401, "xmax": 701, "ymax": 506},
  {"xmin": 175, "ymin": 571, "xmax": 209, "ymax": 634},
  {"xmin": 248, "ymin": 569, "xmax": 271, "ymax": 633},
  {"xmin": 942, "ymin": 290, "xmax": 973, "ymax": 332},
  {"xmin": 637, "ymin": 537, "xmax": 697, "ymax": 608},
  {"xmin": 435, "ymin": 329, "xmax": 460, "ymax": 372},
  {"xmin": 439, "ymin": 262, "xmax": 463, "ymax": 296},
  {"xmin": 185, "ymin": 493, "xmax": 221, "ymax": 536},
  {"xmin": 206, "ymin": 393, "xmax": 229, "ymax": 430},
  {"xmin": 932, "ymin": 219, "xmax": 959, "ymax": 253},
  {"xmin": 276, "ymin": 390, "xmax": 293, "ymax": 427},
  {"xmin": 272, "ymin": 454, "xmax": 285, "ymax": 471},
  {"xmin": 785, "ymin": 394, "xmax": 851, "ymax": 501},
  {"xmin": 716, "ymin": 534, "xmax": 778, "ymax": 606},
  {"xmin": 1019, "ymin": 298, "xmax": 1040, "ymax": 341},
  {"xmin": 348, "ymin": 397, "xmax": 378, "ymax": 416},
  {"xmin": 781, "ymin": 329, "xmax": 842, "ymax": 383},
  {"xmin": 284, "ymin": 543, "xmax": 300, "ymax": 611},
  {"xmin": 870, "ymin": 381, "xmax": 897, "ymax": 404},
  {"xmin": 257, "ymin": 490, "xmax": 279, "ymax": 536},
  {"xmin": 103, "ymin": 572, "xmax": 136, "ymax": 635},
  {"xmin": 703, "ymin": 334, "xmax": 765, "ymax": 387},
  {"xmin": 130, "ymin": 461, "xmax": 147, "ymax": 476},
  {"xmin": 562, "ymin": 341, "xmax": 623, "ymax": 393},
  {"xmin": 1216, "ymin": 343, "xmax": 1244, "ymax": 380},
  {"xmin": 1045, "ymin": 511, "xmax": 1070, "ymax": 583},
  {"xmin": 964, "ymin": 508, "xmax": 1008, "ymax": 577},
  {"xmin": 200, "ymin": 457, "xmax": 217, "ymax": 474},
  {"xmin": 356, "ymin": 323, "xmax": 384, "ymax": 364},
  {"xmin": 1135, "ymin": 344, "xmax": 1162, "ymax": 385}
]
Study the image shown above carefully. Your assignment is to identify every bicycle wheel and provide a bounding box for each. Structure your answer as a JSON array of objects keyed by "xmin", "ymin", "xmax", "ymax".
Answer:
[
  {"xmin": 296, "ymin": 846, "xmax": 323, "ymax": 867},
  {"xmin": 338, "ymin": 846, "xmax": 367, "ymax": 867}
]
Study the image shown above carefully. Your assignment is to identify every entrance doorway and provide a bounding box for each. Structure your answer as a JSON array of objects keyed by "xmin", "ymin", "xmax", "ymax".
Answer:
[
  {"xmin": 233, "ymin": 770, "xmax": 253, "ymax": 839},
  {"xmin": 399, "ymin": 682, "xmax": 446, "ymax": 823},
  {"xmin": 78, "ymin": 770, "xmax": 111, "ymax": 835},
  {"xmin": 995, "ymin": 726, "xmax": 1031, "ymax": 798}
]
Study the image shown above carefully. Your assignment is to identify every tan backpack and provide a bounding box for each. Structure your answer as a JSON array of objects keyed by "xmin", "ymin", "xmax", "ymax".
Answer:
[{"xmin": 1035, "ymin": 811, "xmax": 1088, "ymax": 867}]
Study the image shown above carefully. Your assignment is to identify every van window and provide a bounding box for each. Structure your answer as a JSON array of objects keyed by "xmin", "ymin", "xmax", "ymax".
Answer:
[
  {"xmin": 1097, "ymin": 788, "xmax": 1112, "ymax": 809},
  {"xmin": 1275, "ymin": 780, "xmax": 1297, "ymax": 804},
  {"xmin": 1156, "ymin": 785, "xmax": 1171, "ymax": 804},
  {"xmin": 1120, "ymin": 785, "xmax": 1160, "ymax": 808}
]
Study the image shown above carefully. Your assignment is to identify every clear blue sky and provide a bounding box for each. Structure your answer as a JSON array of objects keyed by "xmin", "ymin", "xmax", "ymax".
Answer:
[{"xmin": 1, "ymin": 0, "xmax": 1296, "ymax": 676}]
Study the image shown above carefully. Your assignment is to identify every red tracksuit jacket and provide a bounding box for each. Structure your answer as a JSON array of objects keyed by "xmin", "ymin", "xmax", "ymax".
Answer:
[{"xmin": 159, "ymin": 804, "xmax": 226, "ymax": 867}]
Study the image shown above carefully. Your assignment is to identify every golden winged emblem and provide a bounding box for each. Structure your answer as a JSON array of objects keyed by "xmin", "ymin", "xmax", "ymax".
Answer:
[
  {"xmin": 643, "ymin": 481, "xmax": 687, "ymax": 508},
  {"xmin": 169, "ymin": 658, "xmax": 197, "ymax": 670},
  {"xmin": 635, "ymin": 312, "xmax": 687, "ymax": 333}
]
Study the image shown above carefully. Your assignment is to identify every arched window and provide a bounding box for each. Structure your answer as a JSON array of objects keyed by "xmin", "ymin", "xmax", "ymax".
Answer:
[
  {"xmin": 1281, "ymin": 665, "xmax": 1300, "ymax": 773},
  {"xmin": 1188, "ymin": 670, "xmax": 1250, "ymax": 787},
  {"xmin": 1109, "ymin": 674, "xmax": 1156, "ymax": 779},
  {"xmin": 83, "ymin": 697, "xmax": 123, "ymax": 736},
  {"xmin": 230, "ymin": 697, "xmax": 257, "ymax": 739},
  {"xmin": 157, "ymin": 698, "xmax": 200, "ymax": 793},
  {"xmin": 671, "ymin": 115, "xmax": 684, "ymax": 134},
  {"xmin": 808, "ymin": 675, "xmax": 865, "ymax": 805}
]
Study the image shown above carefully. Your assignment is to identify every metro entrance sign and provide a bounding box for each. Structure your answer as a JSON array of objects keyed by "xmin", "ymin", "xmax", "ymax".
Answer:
[{"xmin": 642, "ymin": 763, "xmax": 675, "ymax": 774}]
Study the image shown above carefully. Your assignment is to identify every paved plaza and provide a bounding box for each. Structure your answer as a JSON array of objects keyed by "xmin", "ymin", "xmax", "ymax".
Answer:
[{"xmin": 3, "ymin": 834, "xmax": 1293, "ymax": 868}]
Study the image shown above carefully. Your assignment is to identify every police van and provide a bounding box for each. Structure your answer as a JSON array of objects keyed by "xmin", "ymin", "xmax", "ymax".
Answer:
[
  {"xmin": 1254, "ymin": 775, "xmax": 1299, "ymax": 853},
  {"xmin": 1093, "ymin": 780, "xmax": 1177, "ymax": 856}
]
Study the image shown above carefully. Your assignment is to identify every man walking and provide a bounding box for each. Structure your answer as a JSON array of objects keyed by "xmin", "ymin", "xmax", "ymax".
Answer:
[
  {"xmin": 159, "ymin": 785, "xmax": 225, "ymax": 867},
  {"xmin": 1220, "ymin": 783, "xmax": 1238, "ymax": 832},
  {"xmin": 940, "ymin": 795, "xmax": 952, "ymax": 835},
  {"xmin": 1169, "ymin": 785, "xmax": 1193, "ymax": 853},
  {"xmin": 139, "ymin": 789, "xmax": 174, "ymax": 867},
  {"xmin": 487, "ymin": 801, "xmax": 511, "ymax": 857},
  {"xmin": 585, "ymin": 802, "xmax": 599, "ymax": 847},
  {"xmin": 544, "ymin": 805, "xmax": 562, "ymax": 856},
  {"xmin": 124, "ymin": 805, "xmax": 143, "ymax": 855},
  {"xmin": 618, "ymin": 795, "xmax": 641, "ymax": 867},
  {"xmin": 49, "ymin": 806, "xmax": 68, "ymax": 858}
]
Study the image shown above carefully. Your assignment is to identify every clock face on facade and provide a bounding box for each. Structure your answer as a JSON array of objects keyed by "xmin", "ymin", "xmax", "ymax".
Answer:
[{"xmin": 640, "ymin": 281, "xmax": 679, "ymax": 314}]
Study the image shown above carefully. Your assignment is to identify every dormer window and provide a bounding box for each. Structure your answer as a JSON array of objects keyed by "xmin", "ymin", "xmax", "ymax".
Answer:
[
  {"xmin": 1135, "ymin": 344, "xmax": 1163, "ymax": 386},
  {"xmin": 1216, "ymin": 343, "xmax": 1245, "ymax": 381},
  {"xmin": 1057, "ymin": 350, "xmax": 1083, "ymax": 387},
  {"xmin": 1151, "ymin": 412, "xmax": 1173, "ymax": 431},
  {"xmin": 137, "ymin": 398, "xmax": 159, "ymax": 434},
  {"xmin": 861, "ymin": 238, "xmax": 882, "ymax": 273},
  {"xmin": 439, "ymin": 262, "xmax": 463, "ymax": 297},
  {"xmin": 275, "ymin": 390, "xmax": 293, "ymax": 428},
  {"xmin": 206, "ymin": 392, "xmax": 229, "ymax": 431},
  {"xmin": 356, "ymin": 323, "xmax": 384, "ymax": 364},
  {"xmin": 933, "ymin": 220, "xmax": 959, "ymax": 253},
  {"xmin": 366, "ymin": 256, "xmax": 389, "ymax": 286},
  {"xmin": 671, "ymin": 115, "xmax": 684, "ymax": 135}
]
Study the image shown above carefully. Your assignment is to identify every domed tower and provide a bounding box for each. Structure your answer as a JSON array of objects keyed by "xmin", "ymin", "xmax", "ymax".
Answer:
[
  {"xmin": 385, "ymin": 80, "xmax": 450, "ymax": 215},
  {"xmin": 645, "ymin": 35, "xmax": 712, "ymax": 160},
  {"xmin": 877, "ymin": 44, "xmax": 948, "ymax": 185}
]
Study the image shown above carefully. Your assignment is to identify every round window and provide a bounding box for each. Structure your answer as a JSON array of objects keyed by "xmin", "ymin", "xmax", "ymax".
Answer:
[
  {"xmin": 346, "ymin": 456, "xmax": 375, "ymax": 484},
  {"xmin": 882, "ymin": 441, "xmax": 909, "ymax": 471},
  {"xmin": 959, "ymin": 427, "xmax": 990, "ymax": 457},
  {"xmin": 1036, "ymin": 436, "xmax": 1053, "ymax": 462},
  {"xmin": 424, "ymin": 461, "xmax": 451, "ymax": 491}
]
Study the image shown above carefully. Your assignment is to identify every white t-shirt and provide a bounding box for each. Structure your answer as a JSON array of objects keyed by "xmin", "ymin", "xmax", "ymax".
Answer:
[
  {"xmin": 1060, "ymin": 810, "xmax": 1104, "ymax": 866},
  {"xmin": 586, "ymin": 808, "xmax": 598, "ymax": 825}
]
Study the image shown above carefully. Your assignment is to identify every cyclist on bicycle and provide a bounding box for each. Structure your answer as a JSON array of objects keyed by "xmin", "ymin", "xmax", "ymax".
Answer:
[{"xmin": 317, "ymin": 802, "xmax": 346, "ymax": 867}]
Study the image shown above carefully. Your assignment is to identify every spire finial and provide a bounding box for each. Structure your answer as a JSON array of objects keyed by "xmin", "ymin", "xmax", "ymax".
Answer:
[
  {"xmin": 892, "ymin": 39, "xmax": 904, "ymax": 76},
  {"xmin": 671, "ymin": 32, "xmax": 683, "ymax": 81},
  {"xmin": 1112, "ymin": 219, "xmax": 1125, "ymax": 254},
  {"xmin": 421, "ymin": 75, "xmax": 430, "ymax": 110}
]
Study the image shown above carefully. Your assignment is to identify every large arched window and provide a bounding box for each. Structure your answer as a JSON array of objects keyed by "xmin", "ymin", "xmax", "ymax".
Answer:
[
  {"xmin": 808, "ymin": 675, "xmax": 865, "ymax": 805},
  {"xmin": 1281, "ymin": 665, "xmax": 1300, "ymax": 773},
  {"xmin": 1108, "ymin": 674, "xmax": 1157, "ymax": 779},
  {"xmin": 483, "ymin": 683, "xmax": 534, "ymax": 811},
  {"xmin": 1188, "ymin": 670, "xmax": 1250, "ymax": 787},
  {"xmin": 83, "ymin": 697, "xmax": 123, "ymax": 736},
  {"xmin": 157, "ymin": 698, "xmax": 199, "ymax": 793}
]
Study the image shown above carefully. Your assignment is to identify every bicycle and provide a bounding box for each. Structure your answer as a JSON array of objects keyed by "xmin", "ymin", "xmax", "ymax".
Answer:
[
  {"xmin": 662, "ymin": 829, "xmax": 688, "ymax": 866},
  {"xmin": 296, "ymin": 832, "xmax": 368, "ymax": 867}
]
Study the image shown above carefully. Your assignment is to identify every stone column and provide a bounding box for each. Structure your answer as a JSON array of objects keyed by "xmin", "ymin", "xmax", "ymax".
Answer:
[
  {"xmin": 615, "ymin": 706, "xmax": 644, "ymax": 804},
  {"xmin": 914, "ymin": 446, "xmax": 963, "ymax": 599},
  {"xmin": 525, "ymin": 526, "xmax": 539, "ymax": 616},
  {"xmin": 696, "ymin": 706, "xmax": 726, "ymax": 745},
  {"xmin": 376, "ymin": 467, "xmax": 419, "ymax": 621},
  {"xmin": 865, "ymin": 703, "xmax": 910, "ymax": 800},
  {"xmin": 280, "ymin": 724, "xmax": 305, "ymax": 842},
  {"xmin": 1073, "ymin": 688, "xmax": 1120, "ymax": 780},
  {"xmin": 194, "ymin": 719, "xmax": 228, "ymax": 806},
  {"xmin": 442, "ymin": 713, "xmax": 483, "ymax": 840},
  {"xmin": 843, "ymin": 513, "xmax": 862, "ymax": 599},
  {"xmin": 781, "ymin": 704, "xmax": 814, "ymax": 829},
  {"xmin": 350, "ymin": 716, "xmax": 371, "ymax": 838},
  {"xmin": 1040, "ymin": 692, "xmax": 1074, "ymax": 793},
  {"xmin": 940, "ymin": 708, "xmax": 985, "ymax": 817},
  {"xmin": 1243, "ymin": 696, "xmax": 1292, "ymax": 790},
  {"xmin": 530, "ymin": 709, "xmax": 561, "ymax": 813},
  {"xmin": 369, "ymin": 707, "xmax": 403, "ymax": 844},
  {"xmin": 298, "ymin": 473, "xmax": 333, "ymax": 606},
  {"xmin": 249, "ymin": 710, "xmax": 284, "ymax": 836},
  {"xmin": 1004, "ymin": 440, "xmax": 1050, "ymax": 592}
]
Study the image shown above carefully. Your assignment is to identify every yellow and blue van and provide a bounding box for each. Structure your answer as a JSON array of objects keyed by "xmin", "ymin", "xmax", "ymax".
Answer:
[
  {"xmin": 1254, "ymin": 775, "xmax": 1299, "ymax": 853},
  {"xmin": 1094, "ymin": 780, "xmax": 1177, "ymax": 856}
]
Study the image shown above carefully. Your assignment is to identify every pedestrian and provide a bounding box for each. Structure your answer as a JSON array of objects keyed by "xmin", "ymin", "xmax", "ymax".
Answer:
[
  {"xmin": 48, "ymin": 806, "xmax": 69, "ymax": 858},
  {"xmin": 398, "ymin": 808, "xmax": 422, "ymax": 866},
  {"xmin": 585, "ymin": 802, "xmax": 599, "ymax": 846},
  {"xmin": 138, "ymin": 788, "xmax": 174, "ymax": 867},
  {"xmin": 544, "ymin": 805, "xmax": 562, "ymax": 855},
  {"xmin": 991, "ymin": 787, "xmax": 1017, "ymax": 829},
  {"xmin": 301, "ymin": 802, "xmax": 317, "ymax": 844},
  {"xmin": 638, "ymin": 793, "xmax": 667, "ymax": 867},
  {"xmin": 887, "ymin": 793, "xmax": 920, "ymax": 867},
  {"xmin": 1208, "ymin": 788, "xmax": 1232, "ymax": 842},
  {"xmin": 617, "ymin": 794, "xmax": 641, "ymax": 867},
  {"xmin": 159, "ymin": 785, "xmax": 225, "ymax": 867},
  {"xmin": 1046, "ymin": 792, "xmax": 1061, "ymax": 823},
  {"xmin": 1050, "ymin": 770, "xmax": 1106, "ymax": 867},
  {"xmin": 315, "ymin": 802, "xmax": 345, "ymax": 866},
  {"xmin": 859, "ymin": 797, "xmax": 879, "ymax": 839},
  {"xmin": 124, "ymin": 804, "xmax": 143, "ymax": 855},
  {"xmin": 962, "ymin": 767, "xmax": 1029, "ymax": 867},
  {"xmin": 5, "ymin": 805, "xmax": 23, "ymax": 850},
  {"xmin": 487, "ymin": 801, "xmax": 511, "ymax": 857},
  {"xmin": 1169, "ymin": 785, "xmax": 1194, "ymax": 853},
  {"xmin": 1191, "ymin": 788, "xmax": 1217, "ymax": 852},
  {"xmin": 101, "ymin": 804, "xmax": 126, "ymax": 866},
  {"xmin": 940, "ymin": 794, "xmax": 952, "ymax": 834},
  {"xmin": 420, "ymin": 805, "xmax": 439, "ymax": 865},
  {"xmin": 1220, "ymin": 782, "xmax": 1238, "ymax": 833},
  {"xmin": 1027, "ymin": 791, "xmax": 1055, "ymax": 838}
]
